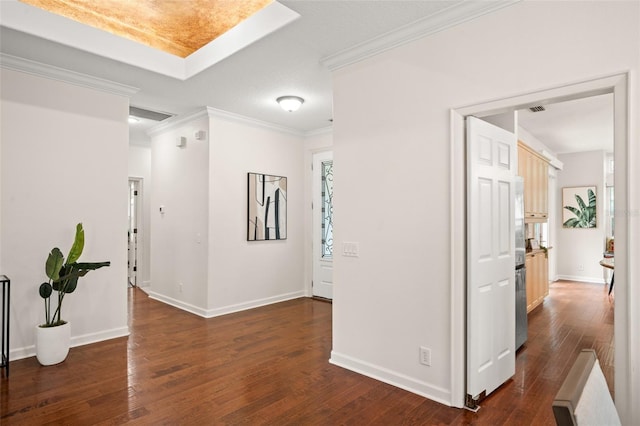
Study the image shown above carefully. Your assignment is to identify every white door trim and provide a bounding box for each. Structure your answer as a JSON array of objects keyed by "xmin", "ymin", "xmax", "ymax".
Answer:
[{"xmin": 450, "ymin": 73, "xmax": 632, "ymax": 422}]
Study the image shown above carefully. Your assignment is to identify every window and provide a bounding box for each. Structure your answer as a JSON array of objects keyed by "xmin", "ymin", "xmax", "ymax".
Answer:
[
  {"xmin": 608, "ymin": 186, "xmax": 615, "ymax": 237},
  {"xmin": 321, "ymin": 160, "xmax": 334, "ymax": 258},
  {"xmin": 606, "ymin": 154, "xmax": 614, "ymax": 237}
]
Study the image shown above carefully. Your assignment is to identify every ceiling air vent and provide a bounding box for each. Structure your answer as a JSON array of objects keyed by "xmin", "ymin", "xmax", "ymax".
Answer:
[
  {"xmin": 528, "ymin": 105, "xmax": 546, "ymax": 112},
  {"xmin": 129, "ymin": 106, "xmax": 173, "ymax": 121}
]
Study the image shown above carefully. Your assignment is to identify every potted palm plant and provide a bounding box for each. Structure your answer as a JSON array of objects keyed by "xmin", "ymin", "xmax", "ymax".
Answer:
[{"xmin": 36, "ymin": 223, "xmax": 110, "ymax": 365}]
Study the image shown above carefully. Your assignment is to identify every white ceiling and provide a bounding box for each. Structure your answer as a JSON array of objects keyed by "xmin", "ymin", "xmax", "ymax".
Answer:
[
  {"xmin": 1, "ymin": 0, "xmax": 519, "ymax": 133},
  {"xmin": 0, "ymin": 0, "xmax": 613, "ymax": 154},
  {"xmin": 518, "ymin": 93, "xmax": 613, "ymax": 155}
]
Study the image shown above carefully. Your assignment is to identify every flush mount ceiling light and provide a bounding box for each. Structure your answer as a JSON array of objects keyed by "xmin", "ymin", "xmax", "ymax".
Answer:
[
  {"xmin": 277, "ymin": 96, "xmax": 304, "ymax": 112},
  {"xmin": 128, "ymin": 116, "xmax": 140, "ymax": 123}
]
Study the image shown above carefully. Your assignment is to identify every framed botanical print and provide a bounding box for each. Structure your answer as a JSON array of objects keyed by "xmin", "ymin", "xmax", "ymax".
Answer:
[{"xmin": 562, "ymin": 186, "xmax": 596, "ymax": 228}]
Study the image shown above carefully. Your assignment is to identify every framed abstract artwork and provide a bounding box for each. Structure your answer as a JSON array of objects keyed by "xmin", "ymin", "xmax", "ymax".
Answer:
[
  {"xmin": 562, "ymin": 186, "xmax": 596, "ymax": 228},
  {"xmin": 247, "ymin": 173, "xmax": 287, "ymax": 241}
]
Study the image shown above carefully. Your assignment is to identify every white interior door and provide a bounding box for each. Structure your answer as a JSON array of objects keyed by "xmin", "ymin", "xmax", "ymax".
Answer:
[
  {"xmin": 466, "ymin": 116, "xmax": 516, "ymax": 405},
  {"xmin": 128, "ymin": 179, "xmax": 140, "ymax": 287},
  {"xmin": 312, "ymin": 151, "xmax": 333, "ymax": 299}
]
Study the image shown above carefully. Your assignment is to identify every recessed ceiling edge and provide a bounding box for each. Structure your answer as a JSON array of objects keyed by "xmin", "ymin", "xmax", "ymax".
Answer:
[{"xmin": 0, "ymin": 0, "xmax": 300, "ymax": 80}]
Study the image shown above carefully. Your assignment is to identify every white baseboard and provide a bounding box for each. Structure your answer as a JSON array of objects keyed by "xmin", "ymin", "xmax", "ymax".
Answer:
[
  {"xmin": 556, "ymin": 275, "xmax": 608, "ymax": 284},
  {"xmin": 71, "ymin": 326, "xmax": 130, "ymax": 347},
  {"xmin": 146, "ymin": 291, "xmax": 209, "ymax": 317},
  {"xmin": 204, "ymin": 290, "xmax": 306, "ymax": 318},
  {"xmin": 329, "ymin": 351, "xmax": 452, "ymax": 407},
  {"xmin": 10, "ymin": 326, "xmax": 130, "ymax": 361},
  {"xmin": 147, "ymin": 289, "xmax": 306, "ymax": 319}
]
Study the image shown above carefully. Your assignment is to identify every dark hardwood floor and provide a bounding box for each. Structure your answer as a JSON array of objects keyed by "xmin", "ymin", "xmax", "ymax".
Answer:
[{"xmin": 1, "ymin": 279, "xmax": 614, "ymax": 425}]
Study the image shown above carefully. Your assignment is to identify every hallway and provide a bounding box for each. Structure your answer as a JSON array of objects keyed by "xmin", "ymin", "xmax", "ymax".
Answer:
[{"xmin": 1, "ymin": 280, "xmax": 614, "ymax": 424}]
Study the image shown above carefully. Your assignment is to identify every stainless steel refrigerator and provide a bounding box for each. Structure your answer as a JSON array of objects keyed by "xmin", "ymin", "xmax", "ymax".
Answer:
[{"xmin": 515, "ymin": 177, "xmax": 527, "ymax": 350}]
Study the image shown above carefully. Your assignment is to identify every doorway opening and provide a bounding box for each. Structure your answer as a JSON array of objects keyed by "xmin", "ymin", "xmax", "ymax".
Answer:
[
  {"xmin": 312, "ymin": 150, "xmax": 334, "ymax": 300},
  {"xmin": 517, "ymin": 93, "xmax": 614, "ymax": 289},
  {"xmin": 450, "ymin": 73, "xmax": 630, "ymax": 416},
  {"xmin": 128, "ymin": 178, "xmax": 142, "ymax": 288}
]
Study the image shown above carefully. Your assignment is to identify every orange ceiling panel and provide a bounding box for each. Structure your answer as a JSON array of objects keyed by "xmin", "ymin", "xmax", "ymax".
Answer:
[{"xmin": 19, "ymin": 0, "xmax": 273, "ymax": 58}]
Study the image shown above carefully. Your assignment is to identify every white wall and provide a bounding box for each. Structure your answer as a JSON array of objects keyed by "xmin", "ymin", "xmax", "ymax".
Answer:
[
  {"xmin": 207, "ymin": 111, "xmax": 306, "ymax": 315},
  {"xmin": 556, "ymin": 151, "xmax": 607, "ymax": 282},
  {"xmin": 483, "ymin": 111, "xmax": 517, "ymax": 132},
  {"xmin": 0, "ymin": 105, "xmax": 3, "ymax": 273},
  {"xmin": 548, "ymin": 170, "xmax": 559, "ymax": 281},
  {"xmin": 147, "ymin": 109, "xmax": 306, "ymax": 317},
  {"xmin": 130, "ymin": 125, "xmax": 152, "ymax": 148},
  {"xmin": 128, "ymin": 145, "xmax": 152, "ymax": 287},
  {"xmin": 148, "ymin": 112, "xmax": 210, "ymax": 314},
  {"xmin": 0, "ymin": 69, "xmax": 130, "ymax": 359},
  {"xmin": 518, "ymin": 126, "xmax": 556, "ymax": 156},
  {"xmin": 330, "ymin": 0, "xmax": 639, "ymax": 420}
]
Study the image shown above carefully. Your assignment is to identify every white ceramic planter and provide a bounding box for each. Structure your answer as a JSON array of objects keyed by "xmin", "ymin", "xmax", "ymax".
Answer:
[{"xmin": 36, "ymin": 322, "xmax": 70, "ymax": 366}]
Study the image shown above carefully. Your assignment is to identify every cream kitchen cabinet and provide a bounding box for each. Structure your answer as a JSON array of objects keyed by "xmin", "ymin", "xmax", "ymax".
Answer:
[
  {"xmin": 518, "ymin": 141, "xmax": 549, "ymax": 222},
  {"xmin": 526, "ymin": 250, "xmax": 549, "ymax": 313}
]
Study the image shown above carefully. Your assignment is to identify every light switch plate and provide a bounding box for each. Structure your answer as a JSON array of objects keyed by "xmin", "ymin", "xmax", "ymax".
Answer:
[{"xmin": 343, "ymin": 242, "xmax": 359, "ymax": 257}]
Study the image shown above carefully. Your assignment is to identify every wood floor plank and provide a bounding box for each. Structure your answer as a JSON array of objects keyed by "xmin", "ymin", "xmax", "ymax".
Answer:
[{"xmin": 1, "ymin": 279, "xmax": 614, "ymax": 424}]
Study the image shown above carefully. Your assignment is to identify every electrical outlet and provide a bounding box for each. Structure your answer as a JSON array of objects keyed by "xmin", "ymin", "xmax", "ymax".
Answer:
[
  {"xmin": 419, "ymin": 346, "xmax": 431, "ymax": 366},
  {"xmin": 178, "ymin": 282, "xmax": 183, "ymax": 293},
  {"xmin": 577, "ymin": 264, "xmax": 584, "ymax": 271}
]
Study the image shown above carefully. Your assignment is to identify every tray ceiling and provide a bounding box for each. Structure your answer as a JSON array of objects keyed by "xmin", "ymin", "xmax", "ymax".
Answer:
[
  {"xmin": 19, "ymin": 0, "xmax": 273, "ymax": 58},
  {"xmin": 4, "ymin": 0, "xmax": 298, "ymax": 79}
]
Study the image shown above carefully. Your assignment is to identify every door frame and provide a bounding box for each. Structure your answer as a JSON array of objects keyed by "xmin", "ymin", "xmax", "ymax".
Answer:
[
  {"xmin": 304, "ymin": 142, "xmax": 333, "ymax": 298},
  {"xmin": 449, "ymin": 73, "xmax": 631, "ymax": 417}
]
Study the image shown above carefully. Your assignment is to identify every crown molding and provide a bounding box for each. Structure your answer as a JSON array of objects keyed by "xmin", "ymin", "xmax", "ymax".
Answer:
[
  {"xmin": 0, "ymin": 53, "xmax": 139, "ymax": 96},
  {"xmin": 146, "ymin": 108, "xmax": 209, "ymax": 137},
  {"xmin": 148, "ymin": 106, "xmax": 308, "ymax": 138},
  {"xmin": 148, "ymin": 106, "xmax": 334, "ymax": 139},
  {"xmin": 205, "ymin": 107, "xmax": 306, "ymax": 137},
  {"xmin": 209, "ymin": 108, "xmax": 335, "ymax": 138},
  {"xmin": 304, "ymin": 126, "xmax": 333, "ymax": 137},
  {"xmin": 322, "ymin": 0, "xmax": 520, "ymax": 71}
]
